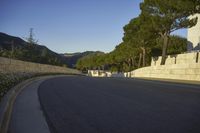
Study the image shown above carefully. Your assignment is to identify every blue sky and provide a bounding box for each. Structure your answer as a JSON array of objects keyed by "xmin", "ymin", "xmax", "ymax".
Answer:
[{"xmin": 0, "ymin": 0, "xmax": 187, "ymax": 53}]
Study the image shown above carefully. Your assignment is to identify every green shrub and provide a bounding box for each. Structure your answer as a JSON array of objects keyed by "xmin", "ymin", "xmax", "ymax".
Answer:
[{"xmin": 0, "ymin": 73, "xmax": 35, "ymax": 101}]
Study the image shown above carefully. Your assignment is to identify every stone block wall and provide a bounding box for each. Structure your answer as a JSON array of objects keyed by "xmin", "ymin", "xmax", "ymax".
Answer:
[
  {"xmin": 151, "ymin": 52, "xmax": 199, "ymax": 66},
  {"xmin": 127, "ymin": 52, "xmax": 200, "ymax": 81}
]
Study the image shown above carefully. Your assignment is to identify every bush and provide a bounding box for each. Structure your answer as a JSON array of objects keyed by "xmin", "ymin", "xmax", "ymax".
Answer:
[{"xmin": 0, "ymin": 72, "xmax": 34, "ymax": 101}]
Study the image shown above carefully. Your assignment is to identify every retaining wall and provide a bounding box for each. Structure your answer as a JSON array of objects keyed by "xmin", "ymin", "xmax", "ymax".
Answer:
[
  {"xmin": 151, "ymin": 52, "xmax": 199, "ymax": 66},
  {"xmin": 125, "ymin": 52, "xmax": 200, "ymax": 81},
  {"xmin": 0, "ymin": 57, "xmax": 81, "ymax": 74}
]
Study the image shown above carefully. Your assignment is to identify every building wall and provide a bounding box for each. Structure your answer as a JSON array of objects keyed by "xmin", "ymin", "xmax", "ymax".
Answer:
[
  {"xmin": 126, "ymin": 52, "xmax": 200, "ymax": 81},
  {"xmin": 187, "ymin": 14, "xmax": 200, "ymax": 50},
  {"xmin": 0, "ymin": 57, "xmax": 81, "ymax": 74},
  {"xmin": 88, "ymin": 70, "xmax": 112, "ymax": 77}
]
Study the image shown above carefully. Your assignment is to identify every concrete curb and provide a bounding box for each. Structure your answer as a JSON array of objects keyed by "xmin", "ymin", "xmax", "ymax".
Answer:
[
  {"xmin": 0, "ymin": 76, "xmax": 44, "ymax": 133},
  {"xmin": 0, "ymin": 74, "xmax": 83, "ymax": 133},
  {"xmin": 133, "ymin": 77, "xmax": 200, "ymax": 85},
  {"xmin": 0, "ymin": 74, "xmax": 71, "ymax": 133}
]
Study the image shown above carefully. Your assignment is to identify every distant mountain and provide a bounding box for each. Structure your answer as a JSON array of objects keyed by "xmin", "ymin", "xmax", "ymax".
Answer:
[
  {"xmin": 0, "ymin": 32, "xmax": 26, "ymax": 50},
  {"xmin": 0, "ymin": 32, "xmax": 104, "ymax": 68},
  {"xmin": 0, "ymin": 32, "xmax": 66, "ymax": 66},
  {"xmin": 61, "ymin": 51, "xmax": 104, "ymax": 68}
]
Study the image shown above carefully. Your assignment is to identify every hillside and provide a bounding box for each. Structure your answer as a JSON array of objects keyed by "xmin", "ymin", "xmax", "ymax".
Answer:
[
  {"xmin": 0, "ymin": 32, "xmax": 26, "ymax": 50},
  {"xmin": 0, "ymin": 32, "xmax": 104, "ymax": 68},
  {"xmin": 61, "ymin": 51, "xmax": 104, "ymax": 68},
  {"xmin": 0, "ymin": 32, "xmax": 68, "ymax": 66}
]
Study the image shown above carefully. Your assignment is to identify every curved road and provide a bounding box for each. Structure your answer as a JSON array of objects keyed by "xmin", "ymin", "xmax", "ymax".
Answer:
[{"xmin": 38, "ymin": 76, "xmax": 200, "ymax": 133}]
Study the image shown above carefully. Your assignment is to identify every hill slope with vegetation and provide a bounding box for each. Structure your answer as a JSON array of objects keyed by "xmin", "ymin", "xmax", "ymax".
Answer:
[
  {"xmin": 0, "ymin": 32, "xmax": 103, "ymax": 67},
  {"xmin": 0, "ymin": 32, "xmax": 102, "ymax": 68},
  {"xmin": 0, "ymin": 32, "xmax": 67, "ymax": 66},
  {"xmin": 61, "ymin": 51, "xmax": 104, "ymax": 68}
]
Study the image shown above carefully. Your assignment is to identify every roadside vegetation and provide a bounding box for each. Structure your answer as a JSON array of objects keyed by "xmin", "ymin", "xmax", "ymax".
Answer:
[
  {"xmin": 76, "ymin": 0, "xmax": 200, "ymax": 72},
  {"xmin": 0, "ymin": 72, "xmax": 35, "ymax": 101}
]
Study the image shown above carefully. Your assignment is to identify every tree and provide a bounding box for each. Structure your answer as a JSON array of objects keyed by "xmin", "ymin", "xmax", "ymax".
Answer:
[
  {"xmin": 26, "ymin": 28, "xmax": 38, "ymax": 45},
  {"xmin": 76, "ymin": 52, "xmax": 105, "ymax": 71},
  {"xmin": 140, "ymin": 0, "xmax": 200, "ymax": 65},
  {"xmin": 123, "ymin": 18, "xmax": 144, "ymax": 68},
  {"xmin": 168, "ymin": 35, "xmax": 187, "ymax": 54},
  {"xmin": 123, "ymin": 16, "xmax": 157, "ymax": 67},
  {"xmin": 152, "ymin": 35, "xmax": 187, "ymax": 56},
  {"xmin": 135, "ymin": 14, "xmax": 158, "ymax": 67}
]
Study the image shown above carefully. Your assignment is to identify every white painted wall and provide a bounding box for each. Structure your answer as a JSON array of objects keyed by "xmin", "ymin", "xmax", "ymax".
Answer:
[{"xmin": 187, "ymin": 14, "xmax": 200, "ymax": 51}]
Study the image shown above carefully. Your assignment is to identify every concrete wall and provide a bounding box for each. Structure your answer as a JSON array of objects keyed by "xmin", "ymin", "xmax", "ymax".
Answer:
[
  {"xmin": 0, "ymin": 57, "xmax": 81, "ymax": 74},
  {"xmin": 126, "ymin": 52, "xmax": 200, "ymax": 81},
  {"xmin": 151, "ymin": 52, "xmax": 199, "ymax": 66}
]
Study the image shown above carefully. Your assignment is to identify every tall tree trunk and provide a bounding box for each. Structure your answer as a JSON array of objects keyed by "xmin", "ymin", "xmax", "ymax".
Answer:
[
  {"xmin": 138, "ymin": 53, "xmax": 142, "ymax": 68},
  {"xmin": 161, "ymin": 34, "xmax": 169, "ymax": 65},
  {"xmin": 128, "ymin": 58, "xmax": 132, "ymax": 71},
  {"xmin": 102, "ymin": 65, "xmax": 105, "ymax": 70},
  {"xmin": 131, "ymin": 57, "xmax": 135, "ymax": 68},
  {"xmin": 141, "ymin": 47, "xmax": 146, "ymax": 67}
]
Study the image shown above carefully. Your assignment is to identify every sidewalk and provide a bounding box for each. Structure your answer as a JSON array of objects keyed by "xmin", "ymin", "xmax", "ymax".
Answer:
[{"xmin": 7, "ymin": 78, "xmax": 51, "ymax": 133}]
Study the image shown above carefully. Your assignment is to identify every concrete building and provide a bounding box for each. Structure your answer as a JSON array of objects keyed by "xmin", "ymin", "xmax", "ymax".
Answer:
[{"xmin": 187, "ymin": 14, "xmax": 200, "ymax": 51}]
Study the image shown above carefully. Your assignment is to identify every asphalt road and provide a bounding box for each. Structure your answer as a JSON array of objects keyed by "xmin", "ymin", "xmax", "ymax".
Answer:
[{"xmin": 38, "ymin": 76, "xmax": 200, "ymax": 133}]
